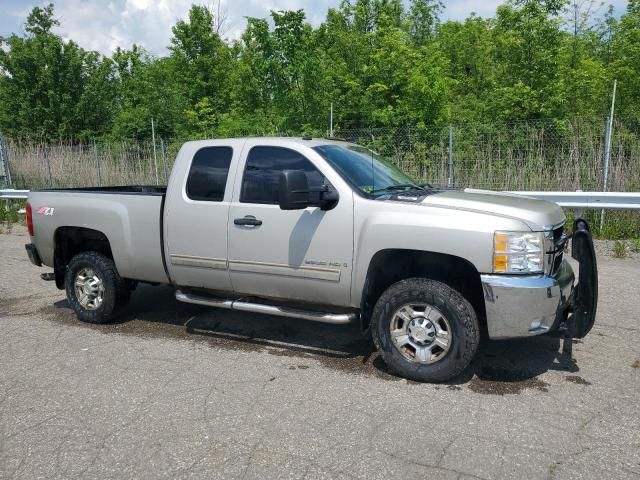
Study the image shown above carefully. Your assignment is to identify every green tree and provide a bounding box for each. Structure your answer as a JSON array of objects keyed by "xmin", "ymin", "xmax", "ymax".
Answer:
[
  {"xmin": 436, "ymin": 16, "xmax": 497, "ymax": 122},
  {"xmin": 608, "ymin": 0, "xmax": 640, "ymax": 120},
  {"xmin": 0, "ymin": 4, "xmax": 115, "ymax": 138},
  {"xmin": 110, "ymin": 46, "xmax": 184, "ymax": 139},
  {"xmin": 1, "ymin": 0, "xmax": 639, "ymax": 139},
  {"xmin": 169, "ymin": 5, "xmax": 234, "ymax": 136},
  {"xmin": 491, "ymin": 0, "xmax": 567, "ymax": 119},
  {"xmin": 406, "ymin": 0, "xmax": 443, "ymax": 45}
]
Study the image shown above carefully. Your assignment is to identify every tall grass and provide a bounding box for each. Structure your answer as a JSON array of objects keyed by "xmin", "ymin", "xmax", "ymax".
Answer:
[{"xmin": 7, "ymin": 139, "xmax": 171, "ymax": 188}]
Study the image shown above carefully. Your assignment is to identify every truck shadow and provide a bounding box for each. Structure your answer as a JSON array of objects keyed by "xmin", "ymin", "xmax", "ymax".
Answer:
[{"xmin": 52, "ymin": 283, "xmax": 581, "ymax": 389}]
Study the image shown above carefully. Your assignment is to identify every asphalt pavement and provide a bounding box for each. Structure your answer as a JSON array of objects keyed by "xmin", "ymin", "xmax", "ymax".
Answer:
[{"xmin": 1, "ymin": 226, "xmax": 639, "ymax": 479}]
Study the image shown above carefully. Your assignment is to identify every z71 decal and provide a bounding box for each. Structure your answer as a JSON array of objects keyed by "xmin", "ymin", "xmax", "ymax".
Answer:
[{"xmin": 36, "ymin": 206, "xmax": 55, "ymax": 216}]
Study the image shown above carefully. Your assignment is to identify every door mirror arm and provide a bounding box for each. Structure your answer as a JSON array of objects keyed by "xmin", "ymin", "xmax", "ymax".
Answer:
[
  {"xmin": 302, "ymin": 184, "xmax": 339, "ymax": 210},
  {"xmin": 319, "ymin": 187, "xmax": 339, "ymax": 210}
]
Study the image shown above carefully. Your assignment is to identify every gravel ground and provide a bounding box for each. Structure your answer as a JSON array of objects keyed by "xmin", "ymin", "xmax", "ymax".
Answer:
[
  {"xmin": 1, "ymin": 226, "xmax": 639, "ymax": 479},
  {"xmin": 593, "ymin": 239, "xmax": 640, "ymax": 259}
]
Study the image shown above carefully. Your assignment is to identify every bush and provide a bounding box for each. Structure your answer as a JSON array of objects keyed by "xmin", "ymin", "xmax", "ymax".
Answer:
[{"xmin": 0, "ymin": 201, "xmax": 23, "ymax": 226}]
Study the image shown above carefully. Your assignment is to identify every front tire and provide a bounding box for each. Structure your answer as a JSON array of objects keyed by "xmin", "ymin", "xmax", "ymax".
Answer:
[
  {"xmin": 64, "ymin": 252, "xmax": 129, "ymax": 324},
  {"xmin": 371, "ymin": 278, "xmax": 479, "ymax": 382}
]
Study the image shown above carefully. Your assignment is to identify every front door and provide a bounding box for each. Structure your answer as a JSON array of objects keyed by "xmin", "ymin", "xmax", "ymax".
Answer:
[{"xmin": 227, "ymin": 143, "xmax": 353, "ymax": 307}]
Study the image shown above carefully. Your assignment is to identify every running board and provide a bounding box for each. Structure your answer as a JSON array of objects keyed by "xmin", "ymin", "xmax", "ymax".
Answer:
[{"xmin": 175, "ymin": 290, "xmax": 357, "ymax": 325}]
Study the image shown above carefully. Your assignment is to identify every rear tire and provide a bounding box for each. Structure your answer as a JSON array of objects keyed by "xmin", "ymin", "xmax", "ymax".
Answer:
[
  {"xmin": 64, "ymin": 252, "xmax": 129, "ymax": 324},
  {"xmin": 371, "ymin": 278, "xmax": 479, "ymax": 382}
]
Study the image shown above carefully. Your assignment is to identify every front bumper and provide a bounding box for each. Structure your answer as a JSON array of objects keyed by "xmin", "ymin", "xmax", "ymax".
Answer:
[
  {"xmin": 481, "ymin": 259, "xmax": 575, "ymax": 339},
  {"xmin": 481, "ymin": 219, "xmax": 598, "ymax": 340}
]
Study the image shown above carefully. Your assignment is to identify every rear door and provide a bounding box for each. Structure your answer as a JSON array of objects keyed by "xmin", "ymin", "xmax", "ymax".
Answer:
[
  {"xmin": 165, "ymin": 141, "xmax": 241, "ymax": 290},
  {"xmin": 226, "ymin": 141, "xmax": 354, "ymax": 307}
]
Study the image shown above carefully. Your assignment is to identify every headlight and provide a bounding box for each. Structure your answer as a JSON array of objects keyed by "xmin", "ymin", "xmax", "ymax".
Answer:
[{"xmin": 493, "ymin": 231, "xmax": 544, "ymax": 273}]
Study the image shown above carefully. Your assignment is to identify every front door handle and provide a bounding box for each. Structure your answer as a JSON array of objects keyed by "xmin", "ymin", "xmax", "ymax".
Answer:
[{"xmin": 234, "ymin": 215, "xmax": 262, "ymax": 226}]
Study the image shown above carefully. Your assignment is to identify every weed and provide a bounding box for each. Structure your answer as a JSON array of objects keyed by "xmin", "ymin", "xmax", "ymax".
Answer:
[
  {"xmin": 0, "ymin": 201, "xmax": 25, "ymax": 227},
  {"xmin": 612, "ymin": 240, "xmax": 628, "ymax": 258},
  {"xmin": 631, "ymin": 239, "xmax": 640, "ymax": 253}
]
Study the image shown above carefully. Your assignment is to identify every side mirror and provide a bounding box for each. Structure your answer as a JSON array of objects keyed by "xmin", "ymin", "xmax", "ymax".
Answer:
[{"xmin": 279, "ymin": 170, "xmax": 310, "ymax": 210}]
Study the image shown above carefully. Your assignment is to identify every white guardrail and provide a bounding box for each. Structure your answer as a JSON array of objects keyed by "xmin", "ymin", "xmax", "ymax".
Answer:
[
  {"xmin": 1, "ymin": 188, "xmax": 640, "ymax": 209},
  {"xmin": 507, "ymin": 191, "xmax": 640, "ymax": 210},
  {"xmin": 0, "ymin": 189, "xmax": 29, "ymax": 199}
]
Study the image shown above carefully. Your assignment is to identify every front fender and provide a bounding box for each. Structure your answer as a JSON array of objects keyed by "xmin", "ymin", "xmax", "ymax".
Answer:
[{"xmin": 351, "ymin": 200, "xmax": 529, "ymax": 306}]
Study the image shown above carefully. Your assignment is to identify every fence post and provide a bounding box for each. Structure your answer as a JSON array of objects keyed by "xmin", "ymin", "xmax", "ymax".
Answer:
[
  {"xmin": 447, "ymin": 125, "xmax": 453, "ymax": 188},
  {"xmin": 0, "ymin": 134, "xmax": 12, "ymax": 187},
  {"xmin": 94, "ymin": 141, "xmax": 101, "ymax": 186},
  {"xmin": 44, "ymin": 145, "xmax": 53, "ymax": 187},
  {"xmin": 575, "ymin": 189, "xmax": 583, "ymax": 219},
  {"xmin": 160, "ymin": 138, "xmax": 169, "ymax": 184},
  {"xmin": 151, "ymin": 118, "xmax": 159, "ymax": 185},
  {"xmin": 4, "ymin": 142, "xmax": 11, "ymax": 187},
  {"xmin": 601, "ymin": 79, "xmax": 617, "ymax": 231},
  {"xmin": 330, "ymin": 102, "xmax": 334, "ymax": 138}
]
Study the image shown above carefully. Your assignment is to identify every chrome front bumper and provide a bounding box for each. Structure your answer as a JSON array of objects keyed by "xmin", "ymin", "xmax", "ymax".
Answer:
[{"xmin": 480, "ymin": 260, "xmax": 575, "ymax": 339}]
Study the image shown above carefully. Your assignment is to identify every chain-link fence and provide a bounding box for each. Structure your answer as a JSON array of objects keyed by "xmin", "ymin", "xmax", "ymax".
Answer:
[
  {"xmin": 2, "ymin": 118, "xmax": 640, "ymax": 238},
  {"xmin": 337, "ymin": 119, "xmax": 640, "ymax": 192}
]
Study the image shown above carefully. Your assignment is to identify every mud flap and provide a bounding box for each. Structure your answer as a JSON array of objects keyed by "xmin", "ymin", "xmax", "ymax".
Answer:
[{"xmin": 570, "ymin": 219, "xmax": 598, "ymax": 338}]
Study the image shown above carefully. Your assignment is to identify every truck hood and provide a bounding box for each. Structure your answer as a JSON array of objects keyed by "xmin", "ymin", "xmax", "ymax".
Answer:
[{"xmin": 420, "ymin": 188, "xmax": 565, "ymax": 230}]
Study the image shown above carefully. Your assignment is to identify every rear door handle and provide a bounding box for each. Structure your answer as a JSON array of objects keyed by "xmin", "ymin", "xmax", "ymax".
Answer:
[{"xmin": 234, "ymin": 215, "xmax": 262, "ymax": 226}]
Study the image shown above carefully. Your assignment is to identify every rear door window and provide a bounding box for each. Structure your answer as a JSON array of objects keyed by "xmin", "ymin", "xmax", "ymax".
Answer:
[{"xmin": 186, "ymin": 147, "xmax": 233, "ymax": 202}]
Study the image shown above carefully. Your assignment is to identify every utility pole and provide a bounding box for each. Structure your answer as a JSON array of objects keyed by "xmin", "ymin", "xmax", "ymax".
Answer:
[{"xmin": 600, "ymin": 79, "xmax": 617, "ymax": 230}]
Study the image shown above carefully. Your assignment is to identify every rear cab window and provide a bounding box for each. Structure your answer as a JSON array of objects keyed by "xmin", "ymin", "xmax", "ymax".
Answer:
[{"xmin": 186, "ymin": 146, "xmax": 233, "ymax": 201}]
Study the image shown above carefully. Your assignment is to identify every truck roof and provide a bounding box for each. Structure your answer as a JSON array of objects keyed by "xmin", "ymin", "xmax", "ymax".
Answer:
[{"xmin": 182, "ymin": 137, "xmax": 353, "ymax": 149}]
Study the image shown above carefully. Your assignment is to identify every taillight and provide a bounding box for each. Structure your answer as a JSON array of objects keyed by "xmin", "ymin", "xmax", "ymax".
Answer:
[{"xmin": 26, "ymin": 202, "xmax": 34, "ymax": 236}]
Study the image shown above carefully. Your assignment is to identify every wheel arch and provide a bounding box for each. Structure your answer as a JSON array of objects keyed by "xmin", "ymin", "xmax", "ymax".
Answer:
[
  {"xmin": 359, "ymin": 249, "xmax": 486, "ymax": 333},
  {"xmin": 53, "ymin": 226, "xmax": 113, "ymax": 289}
]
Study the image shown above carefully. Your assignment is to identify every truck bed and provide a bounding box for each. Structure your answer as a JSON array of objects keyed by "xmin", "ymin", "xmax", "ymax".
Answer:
[{"xmin": 28, "ymin": 187, "xmax": 169, "ymax": 284}]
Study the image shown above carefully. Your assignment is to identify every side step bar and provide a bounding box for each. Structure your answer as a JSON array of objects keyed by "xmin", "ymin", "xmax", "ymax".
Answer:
[{"xmin": 175, "ymin": 290, "xmax": 357, "ymax": 325}]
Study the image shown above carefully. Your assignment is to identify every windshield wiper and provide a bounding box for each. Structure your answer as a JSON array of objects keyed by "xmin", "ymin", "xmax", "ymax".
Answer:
[{"xmin": 371, "ymin": 184, "xmax": 427, "ymax": 195}]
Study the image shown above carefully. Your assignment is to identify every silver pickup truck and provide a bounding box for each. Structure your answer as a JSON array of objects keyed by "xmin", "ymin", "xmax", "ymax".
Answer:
[{"xmin": 24, "ymin": 137, "xmax": 598, "ymax": 382}]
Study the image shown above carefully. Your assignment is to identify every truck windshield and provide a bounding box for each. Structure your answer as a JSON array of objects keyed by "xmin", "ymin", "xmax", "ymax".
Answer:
[{"xmin": 313, "ymin": 144, "xmax": 421, "ymax": 197}]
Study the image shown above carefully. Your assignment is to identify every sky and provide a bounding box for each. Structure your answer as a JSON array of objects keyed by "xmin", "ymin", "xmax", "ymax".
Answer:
[{"xmin": 0, "ymin": 0, "xmax": 629, "ymax": 56}]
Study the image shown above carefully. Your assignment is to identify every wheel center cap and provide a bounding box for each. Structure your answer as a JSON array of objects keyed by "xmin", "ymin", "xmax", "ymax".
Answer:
[
  {"xmin": 408, "ymin": 319, "xmax": 435, "ymax": 344},
  {"xmin": 414, "ymin": 327, "xmax": 427, "ymax": 340}
]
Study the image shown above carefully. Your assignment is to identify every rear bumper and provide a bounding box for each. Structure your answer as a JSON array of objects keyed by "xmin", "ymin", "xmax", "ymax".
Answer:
[
  {"xmin": 25, "ymin": 243, "xmax": 42, "ymax": 267},
  {"xmin": 481, "ymin": 260, "xmax": 575, "ymax": 339}
]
